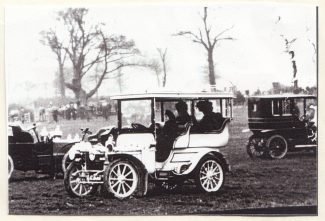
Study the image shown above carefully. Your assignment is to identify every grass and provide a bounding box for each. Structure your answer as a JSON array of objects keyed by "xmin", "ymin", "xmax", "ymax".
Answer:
[{"xmin": 8, "ymin": 106, "xmax": 317, "ymax": 215}]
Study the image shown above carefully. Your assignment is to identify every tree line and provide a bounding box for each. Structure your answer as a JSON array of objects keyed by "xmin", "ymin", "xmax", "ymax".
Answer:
[{"xmin": 41, "ymin": 7, "xmax": 316, "ymax": 105}]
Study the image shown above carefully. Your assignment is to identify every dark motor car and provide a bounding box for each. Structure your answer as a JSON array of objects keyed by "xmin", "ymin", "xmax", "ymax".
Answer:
[
  {"xmin": 8, "ymin": 124, "xmax": 75, "ymax": 179},
  {"xmin": 245, "ymin": 94, "xmax": 317, "ymax": 159}
]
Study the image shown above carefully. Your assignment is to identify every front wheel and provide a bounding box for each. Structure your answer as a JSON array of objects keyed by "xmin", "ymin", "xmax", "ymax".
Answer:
[
  {"xmin": 64, "ymin": 162, "xmax": 97, "ymax": 197},
  {"xmin": 195, "ymin": 157, "xmax": 224, "ymax": 193},
  {"xmin": 104, "ymin": 160, "xmax": 139, "ymax": 199},
  {"xmin": 266, "ymin": 135, "xmax": 288, "ymax": 159},
  {"xmin": 62, "ymin": 152, "xmax": 71, "ymax": 174},
  {"xmin": 8, "ymin": 155, "xmax": 14, "ymax": 179}
]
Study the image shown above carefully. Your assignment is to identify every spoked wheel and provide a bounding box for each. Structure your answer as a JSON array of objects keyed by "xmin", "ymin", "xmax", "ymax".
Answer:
[
  {"xmin": 246, "ymin": 137, "xmax": 266, "ymax": 159},
  {"xmin": 62, "ymin": 152, "xmax": 72, "ymax": 174},
  {"xmin": 195, "ymin": 157, "xmax": 224, "ymax": 193},
  {"xmin": 104, "ymin": 160, "xmax": 139, "ymax": 199},
  {"xmin": 64, "ymin": 162, "xmax": 97, "ymax": 197},
  {"xmin": 267, "ymin": 135, "xmax": 288, "ymax": 159},
  {"xmin": 8, "ymin": 155, "xmax": 14, "ymax": 179}
]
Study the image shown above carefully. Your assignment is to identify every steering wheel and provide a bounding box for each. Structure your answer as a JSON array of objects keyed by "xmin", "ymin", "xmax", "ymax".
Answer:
[
  {"xmin": 80, "ymin": 128, "xmax": 92, "ymax": 135},
  {"xmin": 131, "ymin": 123, "xmax": 147, "ymax": 130}
]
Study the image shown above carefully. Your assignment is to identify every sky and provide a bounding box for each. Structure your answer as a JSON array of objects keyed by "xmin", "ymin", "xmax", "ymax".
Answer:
[{"xmin": 5, "ymin": 4, "xmax": 317, "ymax": 105}]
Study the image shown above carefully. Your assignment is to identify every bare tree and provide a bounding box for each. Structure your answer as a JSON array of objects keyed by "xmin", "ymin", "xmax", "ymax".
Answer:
[
  {"xmin": 306, "ymin": 26, "xmax": 316, "ymax": 63},
  {"xmin": 40, "ymin": 30, "xmax": 67, "ymax": 98},
  {"xmin": 176, "ymin": 7, "xmax": 234, "ymax": 91},
  {"xmin": 157, "ymin": 48, "xmax": 168, "ymax": 87},
  {"xmin": 147, "ymin": 59, "xmax": 162, "ymax": 87},
  {"xmin": 41, "ymin": 8, "xmax": 138, "ymax": 104},
  {"xmin": 280, "ymin": 35, "xmax": 299, "ymax": 93}
]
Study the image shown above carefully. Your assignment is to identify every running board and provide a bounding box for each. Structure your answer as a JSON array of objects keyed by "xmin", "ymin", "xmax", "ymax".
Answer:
[{"xmin": 295, "ymin": 144, "xmax": 317, "ymax": 148}]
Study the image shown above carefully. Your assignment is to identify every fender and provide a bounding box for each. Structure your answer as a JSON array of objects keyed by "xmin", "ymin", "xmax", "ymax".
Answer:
[{"xmin": 165, "ymin": 148, "xmax": 229, "ymax": 175}]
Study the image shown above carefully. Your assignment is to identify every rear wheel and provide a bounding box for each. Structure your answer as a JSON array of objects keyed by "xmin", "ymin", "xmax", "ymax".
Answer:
[
  {"xmin": 246, "ymin": 137, "xmax": 266, "ymax": 158},
  {"xmin": 267, "ymin": 135, "xmax": 288, "ymax": 159},
  {"xmin": 195, "ymin": 157, "xmax": 224, "ymax": 193},
  {"xmin": 64, "ymin": 162, "xmax": 97, "ymax": 197},
  {"xmin": 8, "ymin": 155, "xmax": 14, "ymax": 179},
  {"xmin": 104, "ymin": 160, "xmax": 139, "ymax": 199}
]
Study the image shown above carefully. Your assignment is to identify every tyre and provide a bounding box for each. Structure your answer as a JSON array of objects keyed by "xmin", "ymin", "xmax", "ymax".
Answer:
[
  {"xmin": 266, "ymin": 135, "xmax": 288, "ymax": 159},
  {"xmin": 103, "ymin": 159, "xmax": 139, "ymax": 199},
  {"xmin": 195, "ymin": 156, "xmax": 224, "ymax": 193},
  {"xmin": 8, "ymin": 155, "xmax": 14, "ymax": 179},
  {"xmin": 246, "ymin": 137, "xmax": 266, "ymax": 159},
  {"xmin": 62, "ymin": 152, "xmax": 71, "ymax": 174},
  {"xmin": 64, "ymin": 162, "xmax": 97, "ymax": 197}
]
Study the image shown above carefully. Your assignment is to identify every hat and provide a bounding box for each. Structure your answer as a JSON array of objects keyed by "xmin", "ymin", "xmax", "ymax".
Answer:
[
  {"xmin": 175, "ymin": 100, "xmax": 188, "ymax": 111},
  {"xmin": 196, "ymin": 100, "xmax": 212, "ymax": 109}
]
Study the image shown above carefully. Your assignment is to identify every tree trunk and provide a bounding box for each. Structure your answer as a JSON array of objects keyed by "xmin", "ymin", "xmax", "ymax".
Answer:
[
  {"xmin": 162, "ymin": 62, "xmax": 167, "ymax": 87},
  {"xmin": 69, "ymin": 78, "xmax": 87, "ymax": 105},
  {"xmin": 59, "ymin": 62, "xmax": 65, "ymax": 98},
  {"xmin": 207, "ymin": 50, "xmax": 216, "ymax": 91},
  {"xmin": 74, "ymin": 89, "xmax": 87, "ymax": 105}
]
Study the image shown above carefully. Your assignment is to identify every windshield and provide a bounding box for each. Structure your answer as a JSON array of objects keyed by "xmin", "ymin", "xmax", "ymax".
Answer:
[{"xmin": 120, "ymin": 100, "xmax": 152, "ymax": 128}]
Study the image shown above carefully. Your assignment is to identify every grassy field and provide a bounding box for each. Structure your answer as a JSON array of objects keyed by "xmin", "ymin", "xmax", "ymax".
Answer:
[{"xmin": 8, "ymin": 106, "xmax": 317, "ymax": 215}]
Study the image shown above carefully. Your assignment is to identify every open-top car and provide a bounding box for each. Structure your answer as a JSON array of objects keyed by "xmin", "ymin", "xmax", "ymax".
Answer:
[
  {"xmin": 245, "ymin": 94, "xmax": 317, "ymax": 159},
  {"xmin": 8, "ymin": 123, "xmax": 76, "ymax": 179},
  {"xmin": 64, "ymin": 91, "xmax": 234, "ymax": 199}
]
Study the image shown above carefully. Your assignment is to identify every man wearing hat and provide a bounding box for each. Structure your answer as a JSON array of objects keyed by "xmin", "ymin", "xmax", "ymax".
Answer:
[
  {"xmin": 195, "ymin": 100, "xmax": 223, "ymax": 132},
  {"xmin": 175, "ymin": 100, "xmax": 191, "ymax": 126}
]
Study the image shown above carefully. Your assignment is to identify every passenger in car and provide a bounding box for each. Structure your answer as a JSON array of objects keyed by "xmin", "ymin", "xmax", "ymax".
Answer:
[
  {"xmin": 156, "ymin": 110, "xmax": 178, "ymax": 162},
  {"xmin": 162, "ymin": 110, "xmax": 178, "ymax": 137},
  {"xmin": 175, "ymin": 100, "xmax": 191, "ymax": 126},
  {"xmin": 194, "ymin": 100, "xmax": 224, "ymax": 132}
]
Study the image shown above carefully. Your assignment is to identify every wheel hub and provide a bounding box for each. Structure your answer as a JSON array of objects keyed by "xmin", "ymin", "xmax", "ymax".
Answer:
[
  {"xmin": 206, "ymin": 171, "xmax": 213, "ymax": 180},
  {"xmin": 118, "ymin": 175, "xmax": 125, "ymax": 182}
]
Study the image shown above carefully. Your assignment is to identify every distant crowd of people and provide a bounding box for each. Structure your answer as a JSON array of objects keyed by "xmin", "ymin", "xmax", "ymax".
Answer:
[
  {"xmin": 38, "ymin": 100, "xmax": 117, "ymax": 123},
  {"xmin": 9, "ymin": 100, "xmax": 117, "ymax": 124}
]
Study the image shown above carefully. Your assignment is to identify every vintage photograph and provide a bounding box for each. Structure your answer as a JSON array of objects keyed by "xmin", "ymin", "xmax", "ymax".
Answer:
[{"xmin": 6, "ymin": 4, "xmax": 317, "ymax": 215}]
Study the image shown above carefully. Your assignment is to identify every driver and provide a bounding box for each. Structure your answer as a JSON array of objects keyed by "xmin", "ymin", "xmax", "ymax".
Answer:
[
  {"xmin": 162, "ymin": 110, "xmax": 177, "ymax": 137},
  {"xmin": 307, "ymin": 104, "xmax": 317, "ymax": 126},
  {"xmin": 306, "ymin": 104, "xmax": 317, "ymax": 141},
  {"xmin": 156, "ymin": 110, "xmax": 178, "ymax": 162}
]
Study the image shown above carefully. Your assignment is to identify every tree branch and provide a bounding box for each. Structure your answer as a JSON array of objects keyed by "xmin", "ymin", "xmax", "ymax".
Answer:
[{"xmin": 212, "ymin": 25, "xmax": 234, "ymax": 47}]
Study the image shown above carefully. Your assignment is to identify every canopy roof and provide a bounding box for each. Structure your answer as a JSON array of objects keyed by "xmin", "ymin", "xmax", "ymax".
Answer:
[
  {"xmin": 110, "ymin": 91, "xmax": 234, "ymax": 100},
  {"xmin": 249, "ymin": 93, "xmax": 317, "ymax": 99}
]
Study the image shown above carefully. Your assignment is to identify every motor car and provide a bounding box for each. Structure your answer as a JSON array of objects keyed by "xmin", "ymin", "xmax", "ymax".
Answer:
[
  {"xmin": 64, "ymin": 91, "xmax": 234, "ymax": 199},
  {"xmin": 245, "ymin": 94, "xmax": 317, "ymax": 159},
  {"xmin": 8, "ymin": 123, "xmax": 76, "ymax": 179}
]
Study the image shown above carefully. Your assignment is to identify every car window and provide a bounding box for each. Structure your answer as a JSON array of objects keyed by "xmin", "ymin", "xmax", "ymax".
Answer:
[
  {"xmin": 161, "ymin": 100, "xmax": 191, "ymax": 122},
  {"xmin": 293, "ymin": 98, "xmax": 304, "ymax": 118},
  {"xmin": 154, "ymin": 101, "xmax": 162, "ymax": 122},
  {"xmin": 282, "ymin": 99, "xmax": 292, "ymax": 116},
  {"xmin": 194, "ymin": 99, "xmax": 223, "ymax": 120},
  {"xmin": 223, "ymin": 99, "xmax": 232, "ymax": 118},
  {"xmin": 121, "ymin": 100, "xmax": 151, "ymax": 127},
  {"xmin": 271, "ymin": 100, "xmax": 280, "ymax": 116},
  {"xmin": 306, "ymin": 98, "xmax": 317, "ymax": 108}
]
